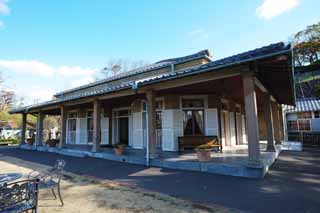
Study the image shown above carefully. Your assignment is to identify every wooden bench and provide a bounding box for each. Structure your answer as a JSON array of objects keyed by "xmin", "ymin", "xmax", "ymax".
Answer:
[{"xmin": 178, "ymin": 136, "xmax": 222, "ymax": 152}]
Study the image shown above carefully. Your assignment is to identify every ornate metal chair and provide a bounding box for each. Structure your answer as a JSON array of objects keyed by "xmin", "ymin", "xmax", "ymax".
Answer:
[
  {"xmin": 28, "ymin": 159, "xmax": 66, "ymax": 206},
  {"xmin": 0, "ymin": 179, "xmax": 39, "ymax": 213}
]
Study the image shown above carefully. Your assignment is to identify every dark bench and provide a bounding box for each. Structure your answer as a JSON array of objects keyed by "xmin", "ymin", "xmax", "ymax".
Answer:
[{"xmin": 178, "ymin": 136, "xmax": 222, "ymax": 152}]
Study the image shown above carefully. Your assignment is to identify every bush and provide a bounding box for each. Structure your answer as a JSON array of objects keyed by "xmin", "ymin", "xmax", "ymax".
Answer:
[{"xmin": 0, "ymin": 138, "xmax": 19, "ymax": 145}]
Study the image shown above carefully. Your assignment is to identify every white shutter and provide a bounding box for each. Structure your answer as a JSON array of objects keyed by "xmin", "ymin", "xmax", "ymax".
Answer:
[
  {"xmin": 242, "ymin": 115, "xmax": 247, "ymax": 144},
  {"xmin": 101, "ymin": 117, "xmax": 109, "ymax": 144},
  {"xmin": 162, "ymin": 109, "xmax": 183, "ymax": 151},
  {"xmin": 132, "ymin": 112, "xmax": 143, "ymax": 149},
  {"xmin": 205, "ymin": 108, "xmax": 218, "ymax": 136},
  {"xmin": 229, "ymin": 112, "xmax": 236, "ymax": 146},
  {"xmin": 78, "ymin": 118, "xmax": 87, "ymax": 144}
]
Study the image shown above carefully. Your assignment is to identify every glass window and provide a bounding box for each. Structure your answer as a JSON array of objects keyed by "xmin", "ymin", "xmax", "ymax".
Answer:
[
  {"xmin": 183, "ymin": 110, "xmax": 204, "ymax": 135},
  {"xmin": 68, "ymin": 112, "xmax": 77, "ymax": 118},
  {"xmin": 87, "ymin": 117, "xmax": 93, "ymax": 143},
  {"xmin": 87, "ymin": 111, "xmax": 93, "ymax": 118},
  {"xmin": 156, "ymin": 111, "xmax": 162, "ymax": 129},
  {"xmin": 156, "ymin": 100, "xmax": 163, "ymax": 110},
  {"xmin": 314, "ymin": 111, "xmax": 320, "ymax": 118},
  {"xmin": 298, "ymin": 120, "xmax": 311, "ymax": 131},
  {"xmin": 287, "ymin": 120, "xmax": 298, "ymax": 131},
  {"xmin": 182, "ymin": 99, "xmax": 204, "ymax": 108},
  {"xmin": 297, "ymin": 112, "xmax": 312, "ymax": 119},
  {"xmin": 117, "ymin": 110, "xmax": 129, "ymax": 117}
]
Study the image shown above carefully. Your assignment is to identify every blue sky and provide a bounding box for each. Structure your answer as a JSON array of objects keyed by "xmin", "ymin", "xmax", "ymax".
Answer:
[{"xmin": 0, "ymin": 0, "xmax": 319, "ymax": 104}]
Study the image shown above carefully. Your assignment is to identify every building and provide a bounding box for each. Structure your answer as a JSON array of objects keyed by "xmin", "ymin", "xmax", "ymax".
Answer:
[
  {"xmin": 283, "ymin": 98, "xmax": 320, "ymax": 146},
  {"xmin": 10, "ymin": 42, "xmax": 294, "ymax": 177}
]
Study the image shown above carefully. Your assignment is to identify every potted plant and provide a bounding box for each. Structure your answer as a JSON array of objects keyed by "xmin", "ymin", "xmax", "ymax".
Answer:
[
  {"xmin": 114, "ymin": 143, "xmax": 126, "ymax": 155},
  {"xmin": 26, "ymin": 138, "xmax": 34, "ymax": 146},
  {"xmin": 195, "ymin": 144, "xmax": 213, "ymax": 162},
  {"xmin": 47, "ymin": 139, "xmax": 59, "ymax": 147}
]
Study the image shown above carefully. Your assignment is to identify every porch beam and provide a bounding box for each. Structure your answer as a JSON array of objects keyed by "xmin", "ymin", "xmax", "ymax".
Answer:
[
  {"xmin": 92, "ymin": 99, "xmax": 101, "ymax": 152},
  {"xmin": 59, "ymin": 105, "xmax": 67, "ymax": 148},
  {"xmin": 138, "ymin": 67, "xmax": 243, "ymax": 92},
  {"xmin": 241, "ymin": 70, "xmax": 261, "ymax": 165},
  {"xmin": 146, "ymin": 91, "xmax": 157, "ymax": 159},
  {"xmin": 20, "ymin": 113, "xmax": 27, "ymax": 145},
  {"xmin": 272, "ymin": 102, "xmax": 281, "ymax": 144},
  {"xmin": 263, "ymin": 94, "xmax": 276, "ymax": 152}
]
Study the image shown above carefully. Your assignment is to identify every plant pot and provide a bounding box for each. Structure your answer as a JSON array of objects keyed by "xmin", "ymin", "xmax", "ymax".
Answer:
[
  {"xmin": 47, "ymin": 140, "xmax": 58, "ymax": 147},
  {"xmin": 26, "ymin": 139, "xmax": 34, "ymax": 146},
  {"xmin": 114, "ymin": 145, "xmax": 125, "ymax": 155},
  {"xmin": 196, "ymin": 149, "xmax": 211, "ymax": 162}
]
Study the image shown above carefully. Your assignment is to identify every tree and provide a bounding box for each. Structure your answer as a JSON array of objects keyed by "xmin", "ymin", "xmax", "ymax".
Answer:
[
  {"xmin": 292, "ymin": 22, "xmax": 320, "ymax": 66},
  {"xmin": 95, "ymin": 58, "xmax": 149, "ymax": 79}
]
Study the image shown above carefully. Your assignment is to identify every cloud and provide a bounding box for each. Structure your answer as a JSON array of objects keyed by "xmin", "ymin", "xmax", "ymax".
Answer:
[
  {"xmin": 256, "ymin": 0, "xmax": 299, "ymax": 20},
  {"xmin": 0, "ymin": 0, "xmax": 9, "ymax": 15},
  {"xmin": 0, "ymin": 20, "xmax": 3, "ymax": 28},
  {"xmin": 70, "ymin": 76, "xmax": 95, "ymax": 88},
  {"xmin": 0, "ymin": 59, "xmax": 96, "ymax": 77},
  {"xmin": 0, "ymin": 59, "xmax": 97, "ymax": 104},
  {"xmin": 188, "ymin": 27, "xmax": 209, "ymax": 40}
]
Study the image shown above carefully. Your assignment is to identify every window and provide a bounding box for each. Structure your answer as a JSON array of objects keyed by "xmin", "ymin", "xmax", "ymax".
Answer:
[
  {"xmin": 298, "ymin": 120, "xmax": 311, "ymax": 131},
  {"xmin": 314, "ymin": 111, "xmax": 320, "ymax": 118},
  {"xmin": 297, "ymin": 112, "xmax": 312, "ymax": 119},
  {"xmin": 87, "ymin": 111, "xmax": 93, "ymax": 143},
  {"xmin": 287, "ymin": 120, "xmax": 298, "ymax": 131},
  {"xmin": 68, "ymin": 112, "xmax": 77, "ymax": 118},
  {"xmin": 287, "ymin": 120, "xmax": 311, "ymax": 132},
  {"xmin": 183, "ymin": 110, "xmax": 204, "ymax": 135},
  {"xmin": 181, "ymin": 98, "xmax": 205, "ymax": 136},
  {"xmin": 156, "ymin": 100, "xmax": 163, "ymax": 110},
  {"xmin": 182, "ymin": 99, "xmax": 204, "ymax": 108}
]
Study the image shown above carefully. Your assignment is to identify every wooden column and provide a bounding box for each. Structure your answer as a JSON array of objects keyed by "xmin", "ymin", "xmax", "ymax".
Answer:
[
  {"xmin": 20, "ymin": 113, "xmax": 27, "ymax": 145},
  {"xmin": 36, "ymin": 111, "xmax": 44, "ymax": 146},
  {"xmin": 146, "ymin": 91, "xmax": 157, "ymax": 159},
  {"xmin": 242, "ymin": 71, "xmax": 261, "ymax": 165},
  {"xmin": 59, "ymin": 105, "xmax": 67, "ymax": 148},
  {"xmin": 264, "ymin": 94, "xmax": 276, "ymax": 152},
  {"xmin": 92, "ymin": 99, "xmax": 101, "ymax": 152},
  {"xmin": 272, "ymin": 103, "xmax": 281, "ymax": 145}
]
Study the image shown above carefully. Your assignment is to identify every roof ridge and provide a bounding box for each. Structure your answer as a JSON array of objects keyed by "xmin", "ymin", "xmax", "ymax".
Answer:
[{"xmin": 54, "ymin": 49, "xmax": 210, "ymax": 97}]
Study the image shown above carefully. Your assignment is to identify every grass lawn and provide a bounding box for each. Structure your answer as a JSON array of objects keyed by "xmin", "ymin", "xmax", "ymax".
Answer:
[{"xmin": 0, "ymin": 156, "xmax": 234, "ymax": 213}]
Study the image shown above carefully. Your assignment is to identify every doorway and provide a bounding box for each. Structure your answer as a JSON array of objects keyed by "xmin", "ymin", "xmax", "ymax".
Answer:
[
  {"xmin": 118, "ymin": 117, "xmax": 129, "ymax": 145},
  {"xmin": 114, "ymin": 109, "xmax": 130, "ymax": 145}
]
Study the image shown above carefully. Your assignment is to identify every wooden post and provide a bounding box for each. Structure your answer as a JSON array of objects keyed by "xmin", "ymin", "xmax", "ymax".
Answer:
[
  {"xmin": 59, "ymin": 106, "xmax": 67, "ymax": 148},
  {"xmin": 264, "ymin": 94, "xmax": 276, "ymax": 152},
  {"xmin": 92, "ymin": 99, "xmax": 101, "ymax": 152},
  {"xmin": 279, "ymin": 107, "xmax": 285, "ymax": 141},
  {"xmin": 146, "ymin": 91, "xmax": 157, "ymax": 159},
  {"xmin": 20, "ymin": 113, "xmax": 27, "ymax": 145},
  {"xmin": 36, "ymin": 111, "xmax": 44, "ymax": 146},
  {"xmin": 272, "ymin": 102, "xmax": 281, "ymax": 145},
  {"xmin": 242, "ymin": 71, "xmax": 261, "ymax": 165}
]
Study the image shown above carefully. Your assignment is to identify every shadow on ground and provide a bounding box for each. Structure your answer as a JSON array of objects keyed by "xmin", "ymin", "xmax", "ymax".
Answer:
[{"xmin": 0, "ymin": 147, "xmax": 319, "ymax": 213}]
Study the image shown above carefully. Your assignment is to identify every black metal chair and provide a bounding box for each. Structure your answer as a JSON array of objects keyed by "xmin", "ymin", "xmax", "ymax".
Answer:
[
  {"xmin": 28, "ymin": 159, "xmax": 66, "ymax": 206},
  {"xmin": 0, "ymin": 179, "xmax": 39, "ymax": 213}
]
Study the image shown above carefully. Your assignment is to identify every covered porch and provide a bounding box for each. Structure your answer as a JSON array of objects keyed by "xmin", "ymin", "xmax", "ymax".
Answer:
[{"xmin": 12, "ymin": 43, "xmax": 294, "ymax": 178}]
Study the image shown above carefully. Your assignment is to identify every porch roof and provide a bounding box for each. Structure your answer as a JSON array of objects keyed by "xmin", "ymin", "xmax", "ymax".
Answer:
[{"xmin": 10, "ymin": 42, "xmax": 292, "ymax": 114}]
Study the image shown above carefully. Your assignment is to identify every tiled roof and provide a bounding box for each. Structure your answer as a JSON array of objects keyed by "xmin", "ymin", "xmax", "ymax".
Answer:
[
  {"xmin": 10, "ymin": 42, "xmax": 291, "ymax": 114},
  {"xmin": 283, "ymin": 98, "xmax": 320, "ymax": 113},
  {"xmin": 54, "ymin": 50, "xmax": 211, "ymax": 97}
]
